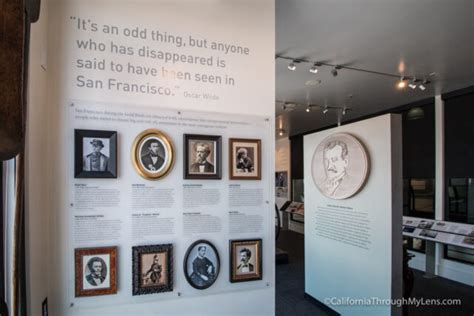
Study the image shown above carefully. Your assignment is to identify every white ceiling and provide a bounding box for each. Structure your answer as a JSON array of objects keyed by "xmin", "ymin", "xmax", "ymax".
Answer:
[{"xmin": 276, "ymin": 0, "xmax": 474, "ymax": 137}]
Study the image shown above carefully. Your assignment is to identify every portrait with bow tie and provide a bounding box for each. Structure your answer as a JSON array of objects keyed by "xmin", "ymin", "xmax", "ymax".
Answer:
[
  {"xmin": 230, "ymin": 239, "xmax": 262, "ymax": 283},
  {"xmin": 184, "ymin": 134, "xmax": 222, "ymax": 179},
  {"xmin": 132, "ymin": 129, "xmax": 175, "ymax": 180}
]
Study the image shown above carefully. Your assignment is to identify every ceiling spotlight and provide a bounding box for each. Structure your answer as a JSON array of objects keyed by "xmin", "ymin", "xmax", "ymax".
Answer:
[
  {"xmin": 309, "ymin": 62, "xmax": 322, "ymax": 74},
  {"xmin": 408, "ymin": 79, "xmax": 417, "ymax": 89},
  {"xmin": 323, "ymin": 106, "xmax": 329, "ymax": 114},
  {"xmin": 288, "ymin": 62, "xmax": 296, "ymax": 71},
  {"xmin": 306, "ymin": 106, "xmax": 311, "ymax": 113},
  {"xmin": 278, "ymin": 129, "xmax": 285, "ymax": 136},
  {"xmin": 397, "ymin": 76, "xmax": 407, "ymax": 89},
  {"xmin": 419, "ymin": 79, "xmax": 430, "ymax": 91}
]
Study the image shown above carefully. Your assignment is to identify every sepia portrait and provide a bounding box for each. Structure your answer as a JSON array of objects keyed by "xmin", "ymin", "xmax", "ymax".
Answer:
[
  {"xmin": 230, "ymin": 239, "xmax": 262, "ymax": 283},
  {"xmin": 132, "ymin": 244, "xmax": 173, "ymax": 295},
  {"xmin": 229, "ymin": 138, "xmax": 261, "ymax": 180}
]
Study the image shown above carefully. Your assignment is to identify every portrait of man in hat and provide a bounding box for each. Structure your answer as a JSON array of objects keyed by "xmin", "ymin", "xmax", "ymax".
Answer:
[{"xmin": 83, "ymin": 138, "xmax": 110, "ymax": 172}]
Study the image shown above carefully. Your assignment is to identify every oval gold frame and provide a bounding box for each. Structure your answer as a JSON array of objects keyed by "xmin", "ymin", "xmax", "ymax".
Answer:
[{"xmin": 131, "ymin": 129, "xmax": 175, "ymax": 180}]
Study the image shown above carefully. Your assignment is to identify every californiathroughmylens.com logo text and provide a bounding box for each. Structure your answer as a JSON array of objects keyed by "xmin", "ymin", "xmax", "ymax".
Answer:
[{"xmin": 324, "ymin": 297, "xmax": 462, "ymax": 307}]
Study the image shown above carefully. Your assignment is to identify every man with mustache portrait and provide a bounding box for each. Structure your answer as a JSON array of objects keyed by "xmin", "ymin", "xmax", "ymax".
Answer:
[{"xmin": 321, "ymin": 140, "xmax": 358, "ymax": 198}]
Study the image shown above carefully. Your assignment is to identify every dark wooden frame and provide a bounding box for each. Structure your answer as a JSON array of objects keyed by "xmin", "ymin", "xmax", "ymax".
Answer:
[
  {"xmin": 229, "ymin": 138, "xmax": 262, "ymax": 180},
  {"xmin": 74, "ymin": 129, "xmax": 117, "ymax": 178},
  {"xmin": 132, "ymin": 244, "xmax": 173, "ymax": 295},
  {"xmin": 229, "ymin": 239, "xmax": 262, "ymax": 283},
  {"xmin": 183, "ymin": 134, "xmax": 222, "ymax": 180},
  {"xmin": 75, "ymin": 246, "xmax": 117, "ymax": 297},
  {"xmin": 183, "ymin": 240, "xmax": 220, "ymax": 290}
]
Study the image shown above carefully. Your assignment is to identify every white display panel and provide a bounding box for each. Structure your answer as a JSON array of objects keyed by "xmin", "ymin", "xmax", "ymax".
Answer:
[
  {"xmin": 67, "ymin": 100, "xmax": 273, "ymax": 307},
  {"xmin": 304, "ymin": 114, "xmax": 402, "ymax": 316},
  {"xmin": 37, "ymin": 1, "xmax": 275, "ymax": 315}
]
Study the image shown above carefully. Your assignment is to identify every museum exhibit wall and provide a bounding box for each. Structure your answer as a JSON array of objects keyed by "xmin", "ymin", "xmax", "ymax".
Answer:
[
  {"xmin": 26, "ymin": 0, "xmax": 276, "ymax": 315},
  {"xmin": 304, "ymin": 114, "xmax": 403, "ymax": 316}
]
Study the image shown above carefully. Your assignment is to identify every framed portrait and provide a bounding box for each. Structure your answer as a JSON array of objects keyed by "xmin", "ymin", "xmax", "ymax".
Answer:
[
  {"xmin": 75, "ymin": 246, "xmax": 117, "ymax": 297},
  {"xmin": 183, "ymin": 134, "xmax": 222, "ymax": 179},
  {"xmin": 229, "ymin": 138, "xmax": 261, "ymax": 180},
  {"xmin": 311, "ymin": 133, "xmax": 369, "ymax": 200},
  {"xmin": 132, "ymin": 129, "xmax": 175, "ymax": 180},
  {"xmin": 132, "ymin": 244, "xmax": 173, "ymax": 295},
  {"xmin": 275, "ymin": 171, "xmax": 288, "ymax": 198},
  {"xmin": 229, "ymin": 239, "xmax": 262, "ymax": 283},
  {"xmin": 183, "ymin": 240, "xmax": 220, "ymax": 290},
  {"xmin": 74, "ymin": 129, "xmax": 117, "ymax": 178}
]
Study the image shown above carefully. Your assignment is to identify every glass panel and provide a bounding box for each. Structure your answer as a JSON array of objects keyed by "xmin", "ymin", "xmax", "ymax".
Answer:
[
  {"xmin": 445, "ymin": 244, "xmax": 474, "ymax": 264},
  {"xmin": 292, "ymin": 179, "xmax": 304, "ymax": 203},
  {"xmin": 403, "ymin": 178, "xmax": 435, "ymax": 219},
  {"xmin": 446, "ymin": 178, "xmax": 474, "ymax": 224},
  {"xmin": 399, "ymin": 103, "xmax": 435, "ymax": 219}
]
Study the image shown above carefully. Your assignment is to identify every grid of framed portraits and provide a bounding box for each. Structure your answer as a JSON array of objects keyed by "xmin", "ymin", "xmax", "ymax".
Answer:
[
  {"xmin": 132, "ymin": 244, "xmax": 173, "ymax": 295},
  {"xmin": 75, "ymin": 247, "xmax": 117, "ymax": 297},
  {"xmin": 183, "ymin": 134, "xmax": 222, "ymax": 179},
  {"xmin": 73, "ymin": 128, "xmax": 262, "ymax": 181},
  {"xmin": 183, "ymin": 240, "xmax": 220, "ymax": 290},
  {"xmin": 229, "ymin": 239, "xmax": 262, "ymax": 283},
  {"xmin": 73, "ymin": 128, "xmax": 265, "ymax": 297},
  {"xmin": 74, "ymin": 238, "xmax": 263, "ymax": 298},
  {"xmin": 74, "ymin": 129, "xmax": 118, "ymax": 178}
]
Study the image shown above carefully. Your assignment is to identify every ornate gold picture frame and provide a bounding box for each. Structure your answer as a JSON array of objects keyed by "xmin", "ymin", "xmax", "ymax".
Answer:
[{"xmin": 132, "ymin": 129, "xmax": 175, "ymax": 180}]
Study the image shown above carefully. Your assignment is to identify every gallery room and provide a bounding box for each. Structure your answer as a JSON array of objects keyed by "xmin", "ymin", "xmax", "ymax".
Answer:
[{"xmin": 0, "ymin": 0, "xmax": 473, "ymax": 315}]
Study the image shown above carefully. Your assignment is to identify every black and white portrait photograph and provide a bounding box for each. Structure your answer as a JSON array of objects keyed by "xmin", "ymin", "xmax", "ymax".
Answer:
[
  {"xmin": 132, "ymin": 129, "xmax": 175, "ymax": 180},
  {"xmin": 275, "ymin": 171, "xmax": 288, "ymax": 198},
  {"xmin": 184, "ymin": 134, "xmax": 222, "ymax": 179},
  {"xmin": 311, "ymin": 133, "xmax": 369, "ymax": 200},
  {"xmin": 74, "ymin": 129, "xmax": 117, "ymax": 178},
  {"xmin": 230, "ymin": 239, "xmax": 262, "ymax": 283},
  {"xmin": 229, "ymin": 138, "xmax": 261, "ymax": 180},
  {"xmin": 184, "ymin": 240, "xmax": 220, "ymax": 290},
  {"xmin": 83, "ymin": 255, "xmax": 109, "ymax": 290},
  {"xmin": 132, "ymin": 244, "xmax": 173, "ymax": 295},
  {"xmin": 75, "ymin": 247, "xmax": 117, "ymax": 297}
]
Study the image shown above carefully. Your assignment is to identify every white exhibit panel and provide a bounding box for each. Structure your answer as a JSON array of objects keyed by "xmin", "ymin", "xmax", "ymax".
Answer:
[
  {"xmin": 39, "ymin": 1, "xmax": 275, "ymax": 315},
  {"xmin": 304, "ymin": 114, "xmax": 403, "ymax": 316},
  {"xmin": 67, "ymin": 101, "xmax": 274, "ymax": 307}
]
